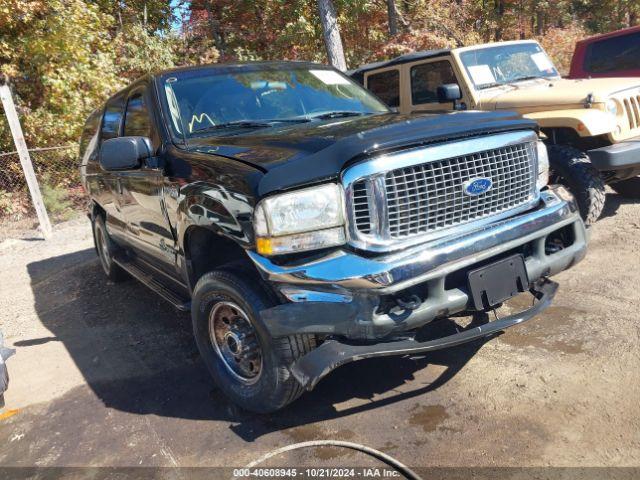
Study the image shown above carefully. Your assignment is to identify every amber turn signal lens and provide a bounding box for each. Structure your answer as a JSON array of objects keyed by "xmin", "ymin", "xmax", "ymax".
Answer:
[{"xmin": 256, "ymin": 237, "xmax": 273, "ymax": 255}]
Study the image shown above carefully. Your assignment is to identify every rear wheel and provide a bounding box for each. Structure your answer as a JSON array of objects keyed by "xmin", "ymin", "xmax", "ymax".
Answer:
[
  {"xmin": 610, "ymin": 176, "xmax": 640, "ymax": 198},
  {"xmin": 547, "ymin": 145, "xmax": 606, "ymax": 226},
  {"xmin": 192, "ymin": 269, "xmax": 316, "ymax": 413},
  {"xmin": 92, "ymin": 214, "xmax": 129, "ymax": 282}
]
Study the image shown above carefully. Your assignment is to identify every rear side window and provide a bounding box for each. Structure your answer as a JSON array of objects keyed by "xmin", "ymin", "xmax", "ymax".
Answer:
[
  {"xmin": 585, "ymin": 32, "xmax": 640, "ymax": 74},
  {"xmin": 123, "ymin": 92, "xmax": 152, "ymax": 137},
  {"xmin": 101, "ymin": 95, "xmax": 125, "ymax": 140},
  {"xmin": 411, "ymin": 61, "xmax": 458, "ymax": 104},
  {"xmin": 367, "ymin": 70, "xmax": 400, "ymax": 107}
]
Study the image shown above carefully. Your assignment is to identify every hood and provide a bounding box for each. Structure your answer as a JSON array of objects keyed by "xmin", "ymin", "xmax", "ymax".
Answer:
[
  {"xmin": 187, "ymin": 111, "xmax": 537, "ymax": 196},
  {"xmin": 480, "ymin": 77, "xmax": 640, "ymax": 110}
]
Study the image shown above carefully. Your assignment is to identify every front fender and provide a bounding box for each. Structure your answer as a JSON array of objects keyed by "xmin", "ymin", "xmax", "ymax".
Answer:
[
  {"xmin": 176, "ymin": 181, "xmax": 256, "ymax": 251},
  {"xmin": 524, "ymin": 109, "xmax": 615, "ymax": 137}
]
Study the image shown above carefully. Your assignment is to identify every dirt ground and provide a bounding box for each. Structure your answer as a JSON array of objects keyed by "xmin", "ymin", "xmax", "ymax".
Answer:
[{"xmin": 0, "ymin": 192, "xmax": 639, "ymax": 476}]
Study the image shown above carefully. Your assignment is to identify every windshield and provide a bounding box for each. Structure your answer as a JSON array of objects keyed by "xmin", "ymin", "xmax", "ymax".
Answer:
[
  {"xmin": 459, "ymin": 42, "xmax": 560, "ymax": 89},
  {"xmin": 160, "ymin": 66, "xmax": 389, "ymax": 139}
]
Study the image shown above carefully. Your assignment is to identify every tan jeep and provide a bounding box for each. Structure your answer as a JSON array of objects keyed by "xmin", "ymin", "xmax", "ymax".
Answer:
[{"xmin": 350, "ymin": 40, "xmax": 640, "ymax": 224}]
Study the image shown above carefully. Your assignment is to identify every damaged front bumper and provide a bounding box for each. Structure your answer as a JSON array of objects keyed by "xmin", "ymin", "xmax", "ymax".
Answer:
[
  {"xmin": 249, "ymin": 186, "xmax": 587, "ymax": 388},
  {"xmin": 291, "ymin": 278, "xmax": 557, "ymax": 390}
]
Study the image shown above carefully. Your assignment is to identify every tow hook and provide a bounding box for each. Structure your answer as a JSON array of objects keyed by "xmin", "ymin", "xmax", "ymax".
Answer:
[{"xmin": 395, "ymin": 294, "xmax": 422, "ymax": 311}]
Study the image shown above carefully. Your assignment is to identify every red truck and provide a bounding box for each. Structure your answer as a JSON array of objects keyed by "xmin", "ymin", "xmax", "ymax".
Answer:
[{"xmin": 569, "ymin": 25, "xmax": 640, "ymax": 79}]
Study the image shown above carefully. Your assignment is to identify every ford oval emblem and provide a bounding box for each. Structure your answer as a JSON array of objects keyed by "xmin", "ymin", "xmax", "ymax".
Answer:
[{"xmin": 463, "ymin": 177, "xmax": 493, "ymax": 196}]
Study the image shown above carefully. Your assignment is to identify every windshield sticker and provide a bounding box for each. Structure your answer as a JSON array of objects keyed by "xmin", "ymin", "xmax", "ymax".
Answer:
[
  {"xmin": 468, "ymin": 65, "xmax": 496, "ymax": 85},
  {"xmin": 189, "ymin": 113, "xmax": 216, "ymax": 133},
  {"xmin": 531, "ymin": 52, "xmax": 554, "ymax": 71},
  {"xmin": 310, "ymin": 69, "xmax": 351, "ymax": 85}
]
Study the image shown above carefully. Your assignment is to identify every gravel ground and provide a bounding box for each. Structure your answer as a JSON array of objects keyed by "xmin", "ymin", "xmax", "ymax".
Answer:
[{"xmin": 0, "ymin": 192, "xmax": 638, "ymax": 474}]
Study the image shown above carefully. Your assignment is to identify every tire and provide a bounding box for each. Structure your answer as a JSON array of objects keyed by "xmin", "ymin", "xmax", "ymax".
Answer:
[
  {"xmin": 191, "ymin": 269, "xmax": 316, "ymax": 413},
  {"xmin": 547, "ymin": 145, "xmax": 606, "ymax": 226},
  {"xmin": 92, "ymin": 214, "xmax": 129, "ymax": 282},
  {"xmin": 610, "ymin": 176, "xmax": 640, "ymax": 198}
]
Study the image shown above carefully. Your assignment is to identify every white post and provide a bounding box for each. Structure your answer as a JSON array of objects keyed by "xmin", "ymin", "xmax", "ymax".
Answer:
[{"xmin": 0, "ymin": 76, "xmax": 52, "ymax": 239}]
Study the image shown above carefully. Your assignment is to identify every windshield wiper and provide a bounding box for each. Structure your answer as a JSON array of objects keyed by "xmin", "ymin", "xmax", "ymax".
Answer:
[
  {"xmin": 477, "ymin": 82, "xmax": 504, "ymax": 90},
  {"xmin": 509, "ymin": 75, "xmax": 546, "ymax": 83},
  {"xmin": 191, "ymin": 118, "xmax": 313, "ymax": 134},
  {"xmin": 477, "ymin": 76, "xmax": 546, "ymax": 90},
  {"xmin": 191, "ymin": 120, "xmax": 274, "ymax": 133},
  {"xmin": 306, "ymin": 111, "xmax": 367, "ymax": 120},
  {"xmin": 266, "ymin": 118, "xmax": 312, "ymax": 123}
]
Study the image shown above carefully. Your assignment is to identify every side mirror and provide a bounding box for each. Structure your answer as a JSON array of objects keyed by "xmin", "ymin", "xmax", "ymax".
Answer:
[
  {"xmin": 99, "ymin": 136, "xmax": 151, "ymax": 171},
  {"xmin": 437, "ymin": 83, "xmax": 462, "ymax": 103}
]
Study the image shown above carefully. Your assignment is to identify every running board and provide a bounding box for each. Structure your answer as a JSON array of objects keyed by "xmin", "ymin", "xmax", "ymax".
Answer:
[{"xmin": 113, "ymin": 255, "xmax": 191, "ymax": 312}]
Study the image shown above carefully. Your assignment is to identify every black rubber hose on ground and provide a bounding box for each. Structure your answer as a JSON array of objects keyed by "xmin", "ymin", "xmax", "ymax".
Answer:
[{"xmin": 240, "ymin": 440, "xmax": 422, "ymax": 480}]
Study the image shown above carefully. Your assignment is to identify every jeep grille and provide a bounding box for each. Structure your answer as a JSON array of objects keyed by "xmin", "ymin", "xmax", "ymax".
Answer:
[
  {"xmin": 621, "ymin": 94, "xmax": 640, "ymax": 130},
  {"xmin": 344, "ymin": 131, "xmax": 539, "ymax": 252}
]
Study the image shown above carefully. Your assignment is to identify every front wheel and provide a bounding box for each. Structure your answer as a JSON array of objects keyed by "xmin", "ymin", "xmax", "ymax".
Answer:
[
  {"xmin": 547, "ymin": 145, "xmax": 606, "ymax": 226},
  {"xmin": 610, "ymin": 176, "xmax": 640, "ymax": 198},
  {"xmin": 191, "ymin": 269, "xmax": 316, "ymax": 413}
]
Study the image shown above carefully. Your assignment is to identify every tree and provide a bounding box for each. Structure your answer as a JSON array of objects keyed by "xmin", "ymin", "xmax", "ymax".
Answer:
[
  {"xmin": 0, "ymin": 0, "xmax": 177, "ymax": 151},
  {"xmin": 317, "ymin": 0, "xmax": 347, "ymax": 70},
  {"xmin": 386, "ymin": 0, "xmax": 399, "ymax": 36}
]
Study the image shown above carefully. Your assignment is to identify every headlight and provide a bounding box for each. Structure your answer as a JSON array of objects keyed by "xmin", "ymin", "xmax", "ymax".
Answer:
[
  {"xmin": 254, "ymin": 183, "xmax": 346, "ymax": 255},
  {"xmin": 536, "ymin": 141, "xmax": 549, "ymax": 190},
  {"xmin": 606, "ymin": 99, "xmax": 619, "ymax": 116}
]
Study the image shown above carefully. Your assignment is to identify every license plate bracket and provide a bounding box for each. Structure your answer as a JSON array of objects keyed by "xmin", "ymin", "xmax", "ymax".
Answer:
[{"xmin": 467, "ymin": 254, "xmax": 529, "ymax": 310}]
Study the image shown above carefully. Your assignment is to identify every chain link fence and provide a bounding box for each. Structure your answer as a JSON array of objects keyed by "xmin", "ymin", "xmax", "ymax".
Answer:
[{"xmin": 0, "ymin": 145, "xmax": 86, "ymax": 239}]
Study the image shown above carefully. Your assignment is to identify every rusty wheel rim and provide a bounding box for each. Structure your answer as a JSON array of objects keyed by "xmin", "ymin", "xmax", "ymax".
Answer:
[{"xmin": 208, "ymin": 301, "xmax": 263, "ymax": 384}]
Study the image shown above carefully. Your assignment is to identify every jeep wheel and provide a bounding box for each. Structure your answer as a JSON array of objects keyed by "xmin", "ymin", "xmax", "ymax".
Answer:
[
  {"xmin": 547, "ymin": 145, "xmax": 606, "ymax": 226},
  {"xmin": 191, "ymin": 269, "xmax": 316, "ymax": 413},
  {"xmin": 92, "ymin": 215, "xmax": 129, "ymax": 282},
  {"xmin": 611, "ymin": 176, "xmax": 640, "ymax": 199}
]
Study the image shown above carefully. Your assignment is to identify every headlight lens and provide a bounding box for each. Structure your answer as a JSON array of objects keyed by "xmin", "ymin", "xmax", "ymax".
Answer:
[
  {"xmin": 254, "ymin": 183, "xmax": 346, "ymax": 255},
  {"xmin": 536, "ymin": 141, "xmax": 549, "ymax": 190},
  {"xmin": 606, "ymin": 99, "xmax": 619, "ymax": 116}
]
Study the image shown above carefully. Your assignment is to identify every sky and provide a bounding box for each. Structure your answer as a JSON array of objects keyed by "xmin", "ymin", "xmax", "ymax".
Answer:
[{"xmin": 170, "ymin": 0, "xmax": 191, "ymax": 32}]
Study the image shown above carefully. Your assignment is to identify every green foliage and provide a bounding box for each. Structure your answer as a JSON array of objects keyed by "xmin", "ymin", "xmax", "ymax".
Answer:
[
  {"xmin": 0, "ymin": 0, "xmax": 177, "ymax": 152},
  {"xmin": 0, "ymin": 0, "xmax": 120, "ymax": 150},
  {"xmin": 0, "ymin": 189, "xmax": 14, "ymax": 217},
  {"xmin": 40, "ymin": 176, "xmax": 73, "ymax": 219},
  {"xmin": 0, "ymin": 0, "xmax": 636, "ymax": 159},
  {"xmin": 113, "ymin": 23, "xmax": 178, "ymax": 81}
]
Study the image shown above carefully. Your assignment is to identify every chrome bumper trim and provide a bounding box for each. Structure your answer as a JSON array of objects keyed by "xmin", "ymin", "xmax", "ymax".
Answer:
[{"xmin": 249, "ymin": 186, "xmax": 586, "ymax": 295}]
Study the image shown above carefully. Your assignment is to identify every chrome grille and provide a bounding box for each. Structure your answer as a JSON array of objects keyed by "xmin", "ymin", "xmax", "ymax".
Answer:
[
  {"xmin": 343, "ymin": 131, "xmax": 539, "ymax": 252},
  {"xmin": 352, "ymin": 180, "xmax": 372, "ymax": 234},
  {"xmin": 385, "ymin": 143, "xmax": 534, "ymax": 238}
]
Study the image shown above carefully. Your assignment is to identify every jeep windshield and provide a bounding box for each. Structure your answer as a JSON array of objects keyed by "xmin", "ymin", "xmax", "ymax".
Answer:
[
  {"xmin": 459, "ymin": 42, "xmax": 560, "ymax": 90},
  {"xmin": 160, "ymin": 65, "xmax": 389, "ymax": 139}
]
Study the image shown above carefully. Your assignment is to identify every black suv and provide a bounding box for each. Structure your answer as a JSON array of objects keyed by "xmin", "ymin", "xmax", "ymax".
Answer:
[{"xmin": 80, "ymin": 62, "xmax": 587, "ymax": 412}]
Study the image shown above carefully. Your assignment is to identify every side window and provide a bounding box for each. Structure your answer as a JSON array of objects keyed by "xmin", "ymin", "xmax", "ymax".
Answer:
[
  {"xmin": 411, "ymin": 61, "xmax": 458, "ymax": 104},
  {"xmin": 123, "ymin": 92, "xmax": 152, "ymax": 137},
  {"xmin": 101, "ymin": 95, "xmax": 125, "ymax": 141},
  {"xmin": 585, "ymin": 32, "xmax": 640, "ymax": 74},
  {"xmin": 367, "ymin": 69, "xmax": 400, "ymax": 108}
]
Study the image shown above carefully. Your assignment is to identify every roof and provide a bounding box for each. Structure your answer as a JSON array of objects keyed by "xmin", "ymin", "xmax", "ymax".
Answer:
[
  {"xmin": 575, "ymin": 25, "xmax": 640, "ymax": 46},
  {"xmin": 156, "ymin": 60, "xmax": 331, "ymax": 78},
  {"xmin": 349, "ymin": 49, "xmax": 451, "ymax": 82}
]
